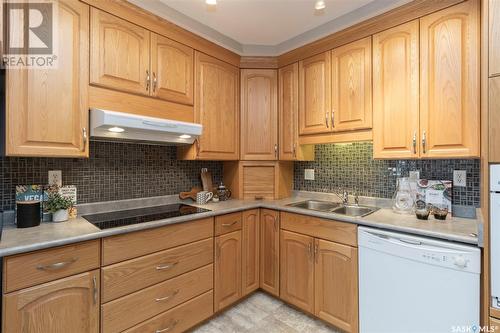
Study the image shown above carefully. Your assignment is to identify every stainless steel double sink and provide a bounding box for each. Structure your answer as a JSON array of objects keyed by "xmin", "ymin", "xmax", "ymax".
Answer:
[{"xmin": 287, "ymin": 200, "xmax": 378, "ymax": 217}]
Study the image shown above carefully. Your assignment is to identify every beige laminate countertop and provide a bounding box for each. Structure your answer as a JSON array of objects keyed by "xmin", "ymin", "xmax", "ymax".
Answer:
[{"xmin": 0, "ymin": 192, "xmax": 482, "ymax": 257}]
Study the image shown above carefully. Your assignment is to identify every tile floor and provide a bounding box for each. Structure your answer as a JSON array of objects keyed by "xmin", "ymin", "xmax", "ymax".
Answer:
[{"xmin": 192, "ymin": 292, "xmax": 340, "ymax": 333}]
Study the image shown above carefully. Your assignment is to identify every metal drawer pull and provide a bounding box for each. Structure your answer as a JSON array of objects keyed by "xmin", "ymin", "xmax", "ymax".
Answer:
[
  {"xmin": 222, "ymin": 220, "xmax": 239, "ymax": 227},
  {"xmin": 156, "ymin": 262, "xmax": 178, "ymax": 271},
  {"xmin": 81, "ymin": 128, "xmax": 87, "ymax": 152},
  {"xmin": 412, "ymin": 132, "xmax": 417, "ymax": 154},
  {"xmin": 146, "ymin": 70, "xmax": 150, "ymax": 91},
  {"xmin": 325, "ymin": 111, "xmax": 329, "ymax": 128},
  {"xmin": 422, "ymin": 130, "xmax": 427, "ymax": 154},
  {"xmin": 155, "ymin": 320, "xmax": 179, "ymax": 333},
  {"xmin": 37, "ymin": 257, "xmax": 77, "ymax": 271},
  {"xmin": 331, "ymin": 109, "xmax": 335, "ymax": 128},
  {"xmin": 153, "ymin": 72, "xmax": 157, "ymax": 92},
  {"xmin": 92, "ymin": 275, "xmax": 98, "ymax": 305},
  {"xmin": 155, "ymin": 289, "xmax": 179, "ymax": 302}
]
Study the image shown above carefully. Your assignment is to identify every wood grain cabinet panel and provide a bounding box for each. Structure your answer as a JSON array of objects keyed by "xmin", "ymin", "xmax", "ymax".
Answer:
[
  {"xmin": 419, "ymin": 0, "xmax": 480, "ymax": 158},
  {"xmin": 6, "ymin": 0, "xmax": 89, "ymax": 157},
  {"xmin": 260, "ymin": 209, "xmax": 280, "ymax": 296},
  {"xmin": 215, "ymin": 230, "xmax": 242, "ymax": 311},
  {"xmin": 242, "ymin": 209, "xmax": 260, "ymax": 296},
  {"xmin": 490, "ymin": 0, "xmax": 500, "ymax": 77},
  {"xmin": 490, "ymin": 77, "xmax": 500, "ymax": 162},
  {"xmin": 179, "ymin": 52, "xmax": 239, "ymax": 160},
  {"xmin": 331, "ymin": 37, "xmax": 372, "ymax": 132},
  {"xmin": 279, "ymin": 63, "xmax": 315, "ymax": 161},
  {"xmin": 151, "ymin": 33, "xmax": 194, "ymax": 105},
  {"xmin": 240, "ymin": 69, "xmax": 278, "ymax": 160},
  {"xmin": 372, "ymin": 20, "xmax": 420, "ymax": 159},
  {"xmin": 215, "ymin": 212, "xmax": 242, "ymax": 236},
  {"xmin": 299, "ymin": 51, "xmax": 332, "ymax": 135},
  {"xmin": 314, "ymin": 239, "xmax": 358, "ymax": 333},
  {"xmin": 280, "ymin": 230, "xmax": 314, "ymax": 313},
  {"xmin": 3, "ymin": 270, "xmax": 100, "ymax": 333},
  {"xmin": 90, "ymin": 8, "xmax": 150, "ymax": 95}
]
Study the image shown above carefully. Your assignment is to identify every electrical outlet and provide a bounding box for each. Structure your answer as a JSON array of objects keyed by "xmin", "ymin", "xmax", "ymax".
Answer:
[
  {"xmin": 453, "ymin": 170, "xmax": 467, "ymax": 187},
  {"xmin": 304, "ymin": 169, "xmax": 315, "ymax": 180},
  {"xmin": 48, "ymin": 170, "xmax": 62, "ymax": 187}
]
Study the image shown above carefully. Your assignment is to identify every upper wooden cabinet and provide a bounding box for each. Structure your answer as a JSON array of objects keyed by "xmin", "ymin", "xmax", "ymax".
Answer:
[
  {"xmin": 179, "ymin": 52, "xmax": 239, "ymax": 160},
  {"xmin": 4, "ymin": 270, "xmax": 100, "ymax": 333},
  {"xmin": 372, "ymin": 20, "xmax": 420, "ymax": 159},
  {"xmin": 260, "ymin": 209, "xmax": 280, "ymax": 296},
  {"xmin": 419, "ymin": 0, "xmax": 479, "ymax": 158},
  {"xmin": 90, "ymin": 8, "xmax": 195, "ymax": 106},
  {"xmin": 490, "ymin": 0, "xmax": 500, "ymax": 77},
  {"xmin": 6, "ymin": 0, "xmax": 89, "ymax": 157},
  {"xmin": 331, "ymin": 37, "xmax": 372, "ymax": 132},
  {"xmin": 299, "ymin": 51, "xmax": 331, "ymax": 135},
  {"xmin": 90, "ymin": 8, "xmax": 150, "ymax": 95},
  {"xmin": 240, "ymin": 69, "xmax": 278, "ymax": 160},
  {"xmin": 151, "ymin": 33, "xmax": 194, "ymax": 105},
  {"xmin": 279, "ymin": 63, "xmax": 315, "ymax": 161}
]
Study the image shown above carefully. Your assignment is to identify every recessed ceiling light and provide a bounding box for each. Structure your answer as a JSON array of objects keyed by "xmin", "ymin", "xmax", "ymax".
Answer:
[
  {"xmin": 179, "ymin": 134, "xmax": 192, "ymax": 139},
  {"xmin": 315, "ymin": 0, "xmax": 326, "ymax": 10},
  {"xmin": 108, "ymin": 127, "xmax": 125, "ymax": 133},
  {"xmin": 206, "ymin": 0, "xmax": 216, "ymax": 5}
]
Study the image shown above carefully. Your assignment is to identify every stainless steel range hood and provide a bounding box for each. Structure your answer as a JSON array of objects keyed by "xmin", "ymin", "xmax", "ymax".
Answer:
[{"xmin": 90, "ymin": 109, "xmax": 202, "ymax": 145}]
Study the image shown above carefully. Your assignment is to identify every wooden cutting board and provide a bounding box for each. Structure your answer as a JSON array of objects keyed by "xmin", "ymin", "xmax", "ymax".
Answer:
[
  {"xmin": 200, "ymin": 168, "xmax": 213, "ymax": 192},
  {"xmin": 179, "ymin": 187, "xmax": 202, "ymax": 201}
]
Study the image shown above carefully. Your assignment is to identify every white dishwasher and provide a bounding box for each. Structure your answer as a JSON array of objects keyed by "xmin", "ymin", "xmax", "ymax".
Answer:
[{"xmin": 358, "ymin": 227, "xmax": 480, "ymax": 333}]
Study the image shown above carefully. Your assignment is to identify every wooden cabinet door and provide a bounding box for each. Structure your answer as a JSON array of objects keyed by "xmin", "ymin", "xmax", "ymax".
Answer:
[
  {"xmin": 215, "ymin": 230, "xmax": 242, "ymax": 311},
  {"xmin": 4, "ymin": 270, "xmax": 99, "ymax": 333},
  {"xmin": 490, "ymin": 0, "xmax": 500, "ymax": 77},
  {"xmin": 151, "ymin": 33, "xmax": 194, "ymax": 105},
  {"xmin": 90, "ymin": 8, "xmax": 150, "ymax": 95},
  {"xmin": 490, "ymin": 77, "xmax": 500, "ymax": 162},
  {"xmin": 331, "ymin": 37, "xmax": 372, "ymax": 132},
  {"xmin": 242, "ymin": 209, "xmax": 260, "ymax": 295},
  {"xmin": 280, "ymin": 230, "xmax": 314, "ymax": 313},
  {"xmin": 299, "ymin": 52, "xmax": 331, "ymax": 135},
  {"xmin": 195, "ymin": 52, "xmax": 240, "ymax": 160},
  {"xmin": 240, "ymin": 69, "xmax": 278, "ymax": 160},
  {"xmin": 279, "ymin": 63, "xmax": 298, "ymax": 160},
  {"xmin": 420, "ymin": 0, "xmax": 480, "ymax": 158},
  {"xmin": 314, "ymin": 239, "xmax": 358, "ymax": 333},
  {"xmin": 6, "ymin": 0, "xmax": 89, "ymax": 157},
  {"xmin": 260, "ymin": 209, "xmax": 280, "ymax": 296},
  {"xmin": 372, "ymin": 20, "xmax": 420, "ymax": 159}
]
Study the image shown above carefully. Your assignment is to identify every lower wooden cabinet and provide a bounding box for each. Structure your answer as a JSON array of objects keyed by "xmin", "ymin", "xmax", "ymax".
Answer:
[
  {"xmin": 215, "ymin": 230, "xmax": 242, "ymax": 311},
  {"xmin": 3, "ymin": 270, "xmax": 100, "ymax": 333},
  {"xmin": 314, "ymin": 239, "xmax": 358, "ymax": 333},
  {"xmin": 280, "ymin": 230, "xmax": 315, "ymax": 313},
  {"xmin": 260, "ymin": 209, "xmax": 280, "ymax": 296},
  {"xmin": 242, "ymin": 209, "xmax": 260, "ymax": 295}
]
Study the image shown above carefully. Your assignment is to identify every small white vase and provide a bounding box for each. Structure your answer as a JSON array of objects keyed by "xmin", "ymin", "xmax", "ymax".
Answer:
[{"xmin": 52, "ymin": 209, "xmax": 69, "ymax": 222}]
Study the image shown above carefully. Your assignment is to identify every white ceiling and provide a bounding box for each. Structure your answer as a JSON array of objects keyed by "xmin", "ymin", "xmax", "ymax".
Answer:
[{"xmin": 130, "ymin": 0, "xmax": 412, "ymax": 56}]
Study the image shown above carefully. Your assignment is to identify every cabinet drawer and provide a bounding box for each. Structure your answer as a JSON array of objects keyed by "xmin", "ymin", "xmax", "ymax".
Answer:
[
  {"xmin": 102, "ymin": 238, "xmax": 213, "ymax": 302},
  {"xmin": 123, "ymin": 290, "xmax": 214, "ymax": 333},
  {"xmin": 3, "ymin": 240, "xmax": 100, "ymax": 293},
  {"xmin": 280, "ymin": 212, "xmax": 357, "ymax": 246},
  {"xmin": 215, "ymin": 212, "xmax": 242, "ymax": 235},
  {"xmin": 102, "ymin": 264, "xmax": 213, "ymax": 333},
  {"xmin": 102, "ymin": 218, "xmax": 213, "ymax": 265}
]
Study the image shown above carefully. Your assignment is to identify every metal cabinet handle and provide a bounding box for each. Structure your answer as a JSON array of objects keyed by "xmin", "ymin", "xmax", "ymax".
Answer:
[
  {"xmin": 422, "ymin": 130, "xmax": 427, "ymax": 154},
  {"xmin": 412, "ymin": 132, "xmax": 417, "ymax": 154},
  {"xmin": 155, "ymin": 289, "xmax": 179, "ymax": 302},
  {"xmin": 274, "ymin": 143, "xmax": 278, "ymax": 159},
  {"xmin": 81, "ymin": 128, "xmax": 87, "ymax": 152},
  {"xmin": 156, "ymin": 262, "xmax": 178, "ymax": 271},
  {"xmin": 37, "ymin": 257, "xmax": 77, "ymax": 271},
  {"xmin": 222, "ymin": 220, "xmax": 238, "ymax": 227},
  {"xmin": 331, "ymin": 109, "xmax": 335, "ymax": 128},
  {"xmin": 92, "ymin": 275, "xmax": 98, "ymax": 305},
  {"xmin": 308, "ymin": 242, "xmax": 312, "ymax": 260},
  {"xmin": 293, "ymin": 143, "xmax": 297, "ymax": 158},
  {"xmin": 153, "ymin": 72, "xmax": 157, "ymax": 92},
  {"xmin": 325, "ymin": 111, "xmax": 329, "ymax": 128},
  {"xmin": 155, "ymin": 320, "xmax": 179, "ymax": 333},
  {"xmin": 146, "ymin": 70, "xmax": 150, "ymax": 91}
]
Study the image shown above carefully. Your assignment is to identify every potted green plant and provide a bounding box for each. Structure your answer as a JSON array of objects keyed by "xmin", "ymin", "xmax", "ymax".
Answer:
[{"xmin": 46, "ymin": 193, "xmax": 73, "ymax": 222}]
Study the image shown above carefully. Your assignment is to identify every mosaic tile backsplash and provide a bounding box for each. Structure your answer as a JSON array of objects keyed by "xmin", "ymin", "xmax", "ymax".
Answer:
[
  {"xmin": 0, "ymin": 141, "xmax": 223, "ymax": 211},
  {"xmin": 294, "ymin": 143, "xmax": 480, "ymax": 207}
]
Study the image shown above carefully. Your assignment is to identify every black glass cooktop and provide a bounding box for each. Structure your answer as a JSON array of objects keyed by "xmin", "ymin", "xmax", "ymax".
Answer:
[{"xmin": 82, "ymin": 204, "xmax": 211, "ymax": 230}]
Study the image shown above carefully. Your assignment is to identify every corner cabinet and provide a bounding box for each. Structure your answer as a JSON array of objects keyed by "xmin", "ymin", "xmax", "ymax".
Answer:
[
  {"xmin": 6, "ymin": 0, "xmax": 89, "ymax": 157},
  {"xmin": 419, "ymin": 0, "xmax": 479, "ymax": 158},
  {"xmin": 178, "ymin": 52, "xmax": 239, "ymax": 160},
  {"xmin": 215, "ymin": 230, "xmax": 242, "ymax": 311},
  {"xmin": 260, "ymin": 209, "xmax": 280, "ymax": 296},
  {"xmin": 4, "ymin": 270, "xmax": 100, "ymax": 333},
  {"xmin": 372, "ymin": 20, "xmax": 420, "ymax": 159},
  {"xmin": 240, "ymin": 69, "xmax": 278, "ymax": 160}
]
